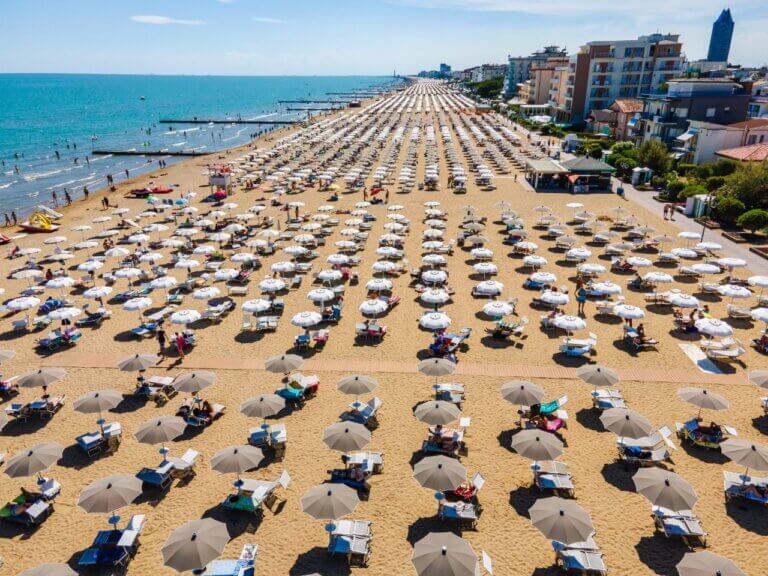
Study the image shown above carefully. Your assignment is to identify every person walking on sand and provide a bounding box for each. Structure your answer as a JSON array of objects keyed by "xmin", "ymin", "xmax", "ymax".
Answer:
[
  {"xmin": 3, "ymin": 214, "xmax": 9, "ymax": 227},
  {"xmin": 157, "ymin": 328, "xmax": 167, "ymax": 356},
  {"xmin": 52, "ymin": 191, "xmax": 58, "ymax": 207},
  {"xmin": 64, "ymin": 189, "xmax": 71, "ymax": 205},
  {"xmin": 175, "ymin": 332, "xmax": 185, "ymax": 358},
  {"xmin": 83, "ymin": 186, "xmax": 89, "ymax": 200},
  {"xmin": 11, "ymin": 211, "xmax": 17, "ymax": 225}
]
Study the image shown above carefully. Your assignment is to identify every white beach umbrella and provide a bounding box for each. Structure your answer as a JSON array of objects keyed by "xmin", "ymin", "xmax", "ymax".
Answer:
[
  {"xmin": 259, "ymin": 278, "xmax": 286, "ymax": 292},
  {"xmin": 422, "ymin": 269, "xmax": 448, "ymax": 284},
  {"xmin": 540, "ymin": 290, "xmax": 569, "ymax": 306},
  {"xmin": 643, "ymin": 272, "xmax": 674, "ymax": 284},
  {"xmin": 566, "ymin": 247, "xmax": 591, "ymax": 261},
  {"xmin": 554, "ymin": 315, "xmax": 587, "ymax": 332},
  {"xmin": 473, "ymin": 262, "xmax": 498, "ymax": 276},
  {"xmin": 530, "ymin": 271, "xmax": 556, "ymax": 285},
  {"xmin": 420, "ymin": 289, "xmax": 450, "ymax": 306},
  {"xmin": 170, "ymin": 309, "xmax": 201, "ymax": 325},
  {"xmin": 613, "ymin": 304, "xmax": 645, "ymax": 320},
  {"xmin": 7, "ymin": 296, "xmax": 41, "ymax": 311},
  {"xmin": 420, "ymin": 312, "xmax": 452, "ymax": 330},
  {"xmin": 483, "ymin": 300, "xmax": 514, "ymax": 317},
  {"xmin": 627, "ymin": 257, "xmax": 653, "ymax": 268},
  {"xmin": 193, "ymin": 286, "xmax": 221, "ymax": 300},
  {"xmin": 718, "ymin": 284, "xmax": 752, "ymax": 301},
  {"xmin": 359, "ymin": 299, "xmax": 388, "ymax": 316},
  {"xmin": 695, "ymin": 318, "xmax": 733, "ymax": 338},
  {"xmin": 83, "ymin": 285, "xmax": 113, "ymax": 299},
  {"xmin": 48, "ymin": 307, "xmax": 81, "ymax": 321},
  {"xmin": 668, "ymin": 293, "xmax": 700, "ymax": 308},
  {"xmin": 139, "ymin": 252, "xmax": 163, "ymax": 264},
  {"xmin": 578, "ymin": 263, "xmax": 606, "ymax": 275},
  {"xmin": 307, "ymin": 288, "xmax": 335, "ymax": 304},
  {"xmin": 291, "ymin": 311, "xmax": 322, "ymax": 328},
  {"xmin": 46, "ymin": 276, "xmax": 75, "ymax": 290},
  {"xmin": 214, "ymin": 268, "xmax": 239, "ymax": 281},
  {"xmin": 175, "ymin": 259, "xmax": 200, "ymax": 271},
  {"xmin": 327, "ymin": 254, "xmax": 350, "ymax": 266},
  {"xmin": 590, "ymin": 281, "xmax": 622, "ymax": 296},
  {"xmin": 104, "ymin": 247, "xmax": 130, "ymax": 259},
  {"xmin": 366, "ymin": 278, "xmax": 392, "ymax": 292},
  {"xmin": 242, "ymin": 299, "xmax": 271, "ymax": 314},
  {"xmin": 690, "ymin": 263, "xmax": 721, "ymax": 275},
  {"xmin": 523, "ymin": 255, "xmax": 548, "ymax": 268},
  {"xmin": 270, "ymin": 261, "xmax": 295, "ymax": 274},
  {"xmin": 193, "ymin": 245, "xmax": 216, "ymax": 255}
]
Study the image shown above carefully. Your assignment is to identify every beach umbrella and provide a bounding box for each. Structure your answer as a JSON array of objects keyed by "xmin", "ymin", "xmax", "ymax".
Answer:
[
  {"xmin": 77, "ymin": 473, "xmax": 142, "ymax": 518},
  {"xmin": 78, "ymin": 260, "xmax": 103, "ymax": 272},
  {"xmin": 372, "ymin": 261, "xmax": 397, "ymax": 274},
  {"xmin": 633, "ymin": 468, "xmax": 698, "ymax": 510},
  {"xmin": 5, "ymin": 442, "xmax": 62, "ymax": 480},
  {"xmin": 83, "ymin": 285, "xmax": 113, "ymax": 300},
  {"xmin": 322, "ymin": 422, "xmax": 371, "ymax": 452},
  {"xmin": 516, "ymin": 241, "xmax": 539, "ymax": 253},
  {"xmin": 241, "ymin": 299, "xmax": 271, "ymax": 314},
  {"xmin": 259, "ymin": 278, "xmax": 286, "ymax": 292},
  {"xmin": 118, "ymin": 353, "xmax": 160, "ymax": 373},
  {"xmin": 162, "ymin": 238, "xmax": 185, "ymax": 249},
  {"xmin": 214, "ymin": 268, "xmax": 239, "ymax": 282},
  {"xmin": 566, "ymin": 247, "xmax": 591, "ymax": 261},
  {"xmin": 483, "ymin": 300, "xmax": 514, "ymax": 318},
  {"xmin": 627, "ymin": 256, "xmax": 653, "ymax": 268},
  {"xmin": 123, "ymin": 296, "xmax": 152, "ymax": 314},
  {"xmin": 695, "ymin": 318, "xmax": 733, "ymax": 338},
  {"xmin": 668, "ymin": 294, "xmax": 700, "ymax": 309},
  {"xmin": 336, "ymin": 374, "xmax": 378, "ymax": 399},
  {"xmin": 307, "ymin": 288, "xmax": 335, "ymax": 304},
  {"xmin": 523, "ymin": 255, "xmax": 548, "ymax": 268},
  {"xmin": 423, "ymin": 254, "xmax": 447, "ymax": 267},
  {"xmin": 540, "ymin": 291, "xmax": 569, "ymax": 306},
  {"xmin": 291, "ymin": 311, "xmax": 322, "ymax": 328},
  {"xmin": 359, "ymin": 299, "xmax": 388, "ymax": 316},
  {"xmin": 173, "ymin": 371, "xmax": 217, "ymax": 394},
  {"xmin": 422, "ymin": 269, "xmax": 448, "ymax": 284},
  {"xmin": 170, "ymin": 309, "xmax": 201, "ymax": 325},
  {"xmin": 7, "ymin": 296, "xmax": 41, "ymax": 311},
  {"xmin": 412, "ymin": 532, "xmax": 478, "ymax": 576},
  {"xmin": 529, "ymin": 497, "xmax": 594, "ymax": 544},
  {"xmin": 127, "ymin": 233, "xmax": 149, "ymax": 244},
  {"xmin": 135, "ymin": 416, "xmax": 186, "ymax": 454},
  {"xmin": 46, "ymin": 276, "xmax": 75, "ymax": 291},
  {"xmin": 600, "ymin": 408, "xmax": 653, "ymax": 439},
  {"xmin": 676, "ymin": 552, "xmax": 745, "ymax": 576},
  {"xmin": 366, "ymin": 278, "xmax": 392, "ymax": 292},
  {"xmin": 512, "ymin": 429, "xmax": 565, "ymax": 461},
  {"xmin": 501, "ymin": 380, "xmax": 545, "ymax": 408},
  {"xmin": 174, "ymin": 259, "xmax": 200, "ymax": 271},
  {"xmin": 418, "ymin": 358, "xmax": 456, "ymax": 381},
  {"xmin": 19, "ymin": 565, "xmax": 76, "ymax": 576},
  {"xmin": 677, "ymin": 387, "xmax": 729, "ymax": 417},
  {"xmin": 554, "ymin": 315, "xmax": 587, "ymax": 332},
  {"xmin": 590, "ymin": 281, "xmax": 621, "ymax": 295},
  {"xmin": 749, "ymin": 370, "xmax": 768, "ymax": 389},
  {"xmin": 73, "ymin": 389, "xmax": 122, "ymax": 423},
  {"xmin": 671, "ymin": 247, "xmax": 699, "ymax": 259},
  {"xmin": 531, "ymin": 271, "xmax": 557, "ymax": 285},
  {"xmin": 48, "ymin": 307, "xmax": 81, "ymax": 322},
  {"xmin": 150, "ymin": 276, "xmax": 177, "ymax": 291},
  {"xmin": 748, "ymin": 275, "xmax": 768, "ymax": 295},
  {"xmin": 420, "ymin": 312, "xmax": 452, "ymax": 331},
  {"xmin": 413, "ymin": 455, "xmax": 466, "ymax": 491},
  {"xmin": 718, "ymin": 284, "xmax": 752, "ymax": 302},
  {"xmin": 193, "ymin": 286, "xmax": 221, "ymax": 300},
  {"xmin": 162, "ymin": 518, "xmax": 230, "ymax": 573},
  {"xmin": 210, "ymin": 445, "xmax": 264, "ymax": 478},
  {"xmin": 240, "ymin": 394, "xmax": 285, "ymax": 420},
  {"xmin": 421, "ymin": 289, "xmax": 450, "ymax": 307},
  {"xmin": 717, "ymin": 257, "xmax": 746, "ymax": 270},
  {"xmin": 474, "ymin": 280, "xmax": 503, "ymax": 296},
  {"xmin": 12, "ymin": 269, "xmax": 43, "ymax": 281},
  {"xmin": 301, "ymin": 484, "xmax": 360, "ymax": 520},
  {"xmin": 721, "ymin": 439, "xmax": 768, "ymax": 476},
  {"xmin": 613, "ymin": 304, "xmax": 645, "ymax": 321},
  {"xmin": 576, "ymin": 365, "xmax": 620, "ymax": 389},
  {"xmin": 414, "ymin": 400, "xmax": 461, "ymax": 425},
  {"xmin": 264, "ymin": 353, "xmax": 303, "ymax": 374},
  {"xmin": 643, "ymin": 271, "xmax": 674, "ymax": 284},
  {"xmin": 193, "ymin": 245, "xmax": 216, "ymax": 256},
  {"xmin": 17, "ymin": 367, "xmax": 66, "ymax": 389},
  {"xmin": 231, "ymin": 252, "xmax": 255, "ymax": 263}
]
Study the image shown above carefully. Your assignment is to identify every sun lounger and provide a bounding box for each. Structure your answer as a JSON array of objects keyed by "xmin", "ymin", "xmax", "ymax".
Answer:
[
  {"xmin": 439, "ymin": 500, "xmax": 479, "ymax": 529},
  {"xmin": 226, "ymin": 284, "xmax": 249, "ymax": 297},
  {"xmin": 137, "ymin": 460, "xmax": 174, "ymax": 491},
  {"xmin": 591, "ymin": 389, "xmax": 626, "ymax": 410},
  {"xmin": 676, "ymin": 418, "xmax": 736, "ymax": 450},
  {"xmin": 705, "ymin": 342, "xmax": 746, "ymax": 362},
  {"xmin": 249, "ymin": 423, "xmax": 288, "ymax": 459},
  {"xmin": 723, "ymin": 471, "xmax": 768, "ymax": 505},
  {"xmin": 356, "ymin": 322, "xmax": 387, "ymax": 340},
  {"xmin": 435, "ymin": 383, "xmax": 464, "ymax": 405},
  {"xmin": 532, "ymin": 461, "xmax": 575, "ymax": 497},
  {"xmin": 255, "ymin": 316, "xmax": 279, "ymax": 332},
  {"xmin": 202, "ymin": 300, "xmax": 235, "ymax": 322},
  {"xmin": 345, "ymin": 397, "xmax": 382, "ymax": 429},
  {"xmin": 78, "ymin": 514, "xmax": 146, "ymax": 568},
  {"xmin": 192, "ymin": 543, "xmax": 258, "ymax": 576},
  {"xmin": 222, "ymin": 472, "xmax": 290, "ymax": 515},
  {"xmin": 560, "ymin": 333, "xmax": 597, "ymax": 357},
  {"xmin": 423, "ymin": 426, "xmax": 467, "ymax": 457},
  {"xmin": 0, "ymin": 479, "xmax": 60, "ymax": 526},
  {"xmin": 552, "ymin": 535, "xmax": 607, "ymax": 575},
  {"xmin": 177, "ymin": 400, "xmax": 226, "ymax": 427},
  {"xmin": 76, "ymin": 422, "xmax": 122, "ymax": 457},
  {"xmin": 344, "ymin": 451, "xmax": 384, "ymax": 474},
  {"xmin": 328, "ymin": 520, "xmax": 372, "ymax": 566},
  {"xmin": 652, "ymin": 506, "xmax": 707, "ymax": 547},
  {"xmin": 617, "ymin": 426, "xmax": 675, "ymax": 467},
  {"xmin": 166, "ymin": 449, "xmax": 200, "ymax": 479}
]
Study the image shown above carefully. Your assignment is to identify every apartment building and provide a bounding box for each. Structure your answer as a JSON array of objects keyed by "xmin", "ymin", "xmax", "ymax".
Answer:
[{"xmin": 503, "ymin": 46, "xmax": 567, "ymax": 97}]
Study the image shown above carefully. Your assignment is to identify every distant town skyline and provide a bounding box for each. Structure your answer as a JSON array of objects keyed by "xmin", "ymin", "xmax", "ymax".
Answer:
[{"xmin": 0, "ymin": 0, "xmax": 766, "ymax": 75}]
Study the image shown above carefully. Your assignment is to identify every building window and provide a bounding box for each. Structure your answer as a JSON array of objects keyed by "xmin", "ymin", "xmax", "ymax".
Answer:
[{"xmin": 706, "ymin": 108, "xmax": 716, "ymax": 118}]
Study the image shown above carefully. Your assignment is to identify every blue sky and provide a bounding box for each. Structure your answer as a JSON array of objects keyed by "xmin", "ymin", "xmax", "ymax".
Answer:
[{"xmin": 0, "ymin": 0, "xmax": 766, "ymax": 75}]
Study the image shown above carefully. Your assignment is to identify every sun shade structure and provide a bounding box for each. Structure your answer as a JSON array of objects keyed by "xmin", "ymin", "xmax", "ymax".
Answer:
[
  {"xmin": 600, "ymin": 408, "xmax": 653, "ymax": 439},
  {"xmin": 300, "ymin": 484, "xmax": 360, "ymax": 520},
  {"xmin": 322, "ymin": 422, "xmax": 372, "ymax": 452},
  {"xmin": 632, "ymin": 468, "xmax": 698, "ymax": 510},
  {"xmin": 511, "ymin": 429, "xmax": 565, "ymax": 461},
  {"xmin": 162, "ymin": 518, "xmax": 230, "ymax": 572},
  {"xmin": 264, "ymin": 354, "xmax": 303, "ymax": 374},
  {"xmin": 5, "ymin": 442, "xmax": 64, "ymax": 478},
  {"xmin": 676, "ymin": 551, "xmax": 746, "ymax": 576},
  {"xmin": 413, "ymin": 455, "xmax": 467, "ymax": 491},
  {"xmin": 529, "ymin": 496, "xmax": 595, "ymax": 544},
  {"xmin": 411, "ymin": 532, "xmax": 478, "ymax": 576},
  {"xmin": 414, "ymin": 400, "xmax": 461, "ymax": 425},
  {"xmin": 77, "ymin": 473, "xmax": 142, "ymax": 515}
]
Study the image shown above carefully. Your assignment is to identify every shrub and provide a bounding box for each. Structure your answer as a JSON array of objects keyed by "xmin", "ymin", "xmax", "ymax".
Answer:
[
  {"xmin": 692, "ymin": 165, "xmax": 713, "ymax": 180},
  {"xmin": 637, "ymin": 140, "xmax": 671, "ymax": 176},
  {"xmin": 611, "ymin": 141, "xmax": 635, "ymax": 155},
  {"xmin": 705, "ymin": 176, "xmax": 726, "ymax": 192},
  {"xmin": 651, "ymin": 175, "xmax": 666, "ymax": 189},
  {"xmin": 677, "ymin": 163, "xmax": 697, "ymax": 176},
  {"xmin": 713, "ymin": 195, "xmax": 746, "ymax": 224},
  {"xmin": 711, "ymin": 159, "xmax": 738, "ymax": 177},
  {"xmin": 665, "ymin": 180, "xmax": 686, "ymax": 201},
  {"xmin": 725, "ymin": 162, "xmax": 768, "ymax": 210},
  {"xmin": 613, "ymin": 156, "xmax": 638, "ymax": 180},
  {"xmin": 679, "ymin": 184, "xmax": 708, "ymax": 199},
  {"xmin": 736, "ymin": 209, "xmax": 768, "ymax": 234}
]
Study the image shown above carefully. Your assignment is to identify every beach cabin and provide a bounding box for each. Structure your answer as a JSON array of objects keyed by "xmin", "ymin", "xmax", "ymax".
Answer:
[
  {"xmin": 559, "ymin": 157, "xmax": 615, "ymax": 192},
  {"xmin": 524, "ymin": 158, "xmax": 569, "ymax": 190}
]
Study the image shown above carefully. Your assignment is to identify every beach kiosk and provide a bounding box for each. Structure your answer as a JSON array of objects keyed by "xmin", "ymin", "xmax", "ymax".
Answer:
[
  {"xmin": 560, "ymin": 157, "xmax": 615, "ymax": 193},
  {"xmin": 524, "ymin": 158, "xmax": 569, "ymax": 190}
]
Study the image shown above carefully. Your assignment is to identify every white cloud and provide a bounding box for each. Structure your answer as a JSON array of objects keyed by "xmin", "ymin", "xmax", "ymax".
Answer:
[
  {"xmin": 252, "ymin": 17, "xmax": 288, "ymax": 24},
  {"xmin": 130, "ymin": 15, "xmax": 206, "ymax": 26}
]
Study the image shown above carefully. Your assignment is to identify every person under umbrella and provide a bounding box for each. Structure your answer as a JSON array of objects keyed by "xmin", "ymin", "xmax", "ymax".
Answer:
[
  {"xmin": 5, "ymin": 442, "xmax": 64, "ymax": 499},
  {"xmin": 501, "ymin": 380, "xmax": 545, "ymax": 427}
]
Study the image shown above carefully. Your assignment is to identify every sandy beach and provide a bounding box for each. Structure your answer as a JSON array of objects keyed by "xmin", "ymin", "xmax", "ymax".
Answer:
[{"xmin": 0, "ymin": 80, "xmax": 766, "ymax": 576}]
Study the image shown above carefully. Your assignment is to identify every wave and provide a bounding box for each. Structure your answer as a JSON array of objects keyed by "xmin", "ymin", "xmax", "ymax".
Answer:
[
  {"xmin": 172, "ymin": 141, "xmax": 187, "ymax": 147},
  {"xmin": 23, "ymin": 168, "xmax": 64, "ymax": 182},
  {"xmin": 0, "ymin": 181, "xmax": 17, "ymax": 190}
]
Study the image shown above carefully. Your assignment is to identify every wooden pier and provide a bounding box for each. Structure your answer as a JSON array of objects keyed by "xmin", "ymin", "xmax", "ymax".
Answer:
[{"xmin": 159, "ymin": 118, "xmax": 300, "ymax": 126}]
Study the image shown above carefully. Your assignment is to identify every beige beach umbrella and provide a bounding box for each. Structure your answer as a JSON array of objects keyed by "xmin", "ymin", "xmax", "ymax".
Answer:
[
  {"xmin": 301, "ymin": 484, "xmax": 360, "ymax": 520},
  {"xmin": 322, "ymin": 422, "xmax": 371, "ymax": 453},
  {"xmin": 677, "ymin": 387, "xmax": 729, "ymax": 418},
  {"xmin": 529, "ymin": 496, "xmax": 594, "ymax": 544},
  {"xmin": 240, "ymin": 394, "xmax": 285, "ymax": 420},
  {"xmin": 413, "ymin": 455, "xmax": 466, "ymax": 491},
  {"xmin": 576, "ymin": 364, "xmax": 620, "ymax": 389},
  {"xmin": 5, "ymin": 442, "xmax": 64, "ymax": 478},
  {"xmin": 676, "ymin": 552, "xmax": 746, "ymax": 576},
  {"xmin": 511, "ymin": 429, "xmax": 565, "ymax": 461},
  {"xmin": 173, "ymin": 371, "xmax": 217, "ymax": 394},
  {"xmin": 501, "ymin": 380, "xmax": 545, "ymax": 407},
  {"xmin": 135, "ymin": 416, "xmax": 186, "ymax": 453},
  {"xmin": 19, "ymin": 565, "xmax": 77, "ymax": 576},
  {"xmin": 210, "ymin": 445, "xmax": 264, "ymax": 477},
  {"xmin": 600, "ymin": 408, "xmax": 653, "ymax": 439},
  {"xmin": 77, "ymin": 473, "xmax": 142, "ymax": 515},
  {"xmin": 418, "ymin": 358, "xmax": 456, "ymax": 386},
  {"xmin": 73, "ymin": 389, "xmax": 122, "ymax": 421},
  {"xmin": 632, "ymin": 468, "xmax": 698, "ymax": 510},
  {"xmin": 412, "ymin": 532, "xmax": 478, "ymax": 576},
  {"xmin": 162, "ymin": 518, "xmax": 230, "ymax": 573},
  {"xmin": 414, "ymin": 400, "xmax": 461, "ymax": 425},
  {"xmin": 336, "ymin": 374, "xmax": 379, "ymax": 397},
  {"xmin": 118, "ymin": 353, "xmax": 160, "ymax": 372},
  {"xmin": 17, "ymin": 367, "xmax": 66, "ymax": 389},
  {"xmin": 264, "ymin": 353, "xmax": 303, "ymax": 374},
  {"xmin": 0, "ymin": 349, "xmax": 15, "ymax": 363},
  {"xmin": 748, "ymin": 370, "xmax": 768, "ymax": 389},
  {"xmin": 721, "ymin": 438, "xmax": 768, "ymax": 477}
]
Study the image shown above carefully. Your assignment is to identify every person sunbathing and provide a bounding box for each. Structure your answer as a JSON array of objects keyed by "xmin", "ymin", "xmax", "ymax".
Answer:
[
  {"xmin": 694, "ymin": 422, "xmax": 723, "ymax": 442},
  {"xmin": 741, "ymin": 483, "xmax": 768, "ymax": 499},
  {"xmin": 634, "ymin": 324, "xmax": 658, "ymax": 345}
]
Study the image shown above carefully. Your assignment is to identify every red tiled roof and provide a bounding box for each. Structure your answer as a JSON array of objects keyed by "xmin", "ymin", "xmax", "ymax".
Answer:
[
  {"xmin": 715, "ymin": 144, "xmax": 768, "ymax": 162},
  {"xmin": 611, "ymin": 99, "xmax": 643, "ymax": 114},
  {"xmin": 727, "ymin": 118, "xmax": 768, "ymax": 129}
]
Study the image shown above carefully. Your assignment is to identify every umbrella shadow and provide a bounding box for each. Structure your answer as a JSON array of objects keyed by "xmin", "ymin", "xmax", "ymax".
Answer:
[
  {"xmin": 611, "ymin": 338, "xmax": 641, "ymax": 357},
  {"xmin": 645, "ymin": 304, "xmax": 674, "ymax": 315},
  {"xmin": 509, "ymin": 484, "xmax": 547, "ymax": 518},
  {"xmin": 593, "ymin": 315, "xmax": 623, "ymax": 326},
  {"xmin": 634, "ymin": 534, "xmax": 687, "ymax": 576},
  {"xmin": 497, "ymin": 428, "xmax": 524, "ymax": 454},
  {"xmin": 575, "ymin": 408, "xmax": 605, "ymax": 432},
  {"xmin": 406, "ymin": 517, "xmax": 458, "ymax": 546},
  {"xmin": 1, "ymin": 416, "xmax": 53, "ymax": 436},
  {"xmin": 551, "ymin": 353, "xmax": 592, "ymax": 368},
  {"xmin": 201, "ymin": 502, "xmax": 263, "ymax": 538},
  {"xmin": 234, "ymin": 331, "xmax": 266, "ymax": 344},
  {"xmin": 725, "ymin": 499, "xmax": 768, "ymax": 535},
  {"xmin": 288, "ymin": 546, "xmax": 352, "ymax": 576},
  {"xmin": 600, "ymin": 461, "xmax": 636, "ymax": 492},
  {"xmin": 0, "ymin": 519, "xmax": 42, "ymax": 541},
  {"xmin": 479, "ymin": 335, "xmax": 519, "ymax": 350},
  {"xmin": 751, "ymin": 415, "xmax": 768, "ymax": 436},
  {"xmin": 666, "ymin": 329, "xmax": 700, "ymax": 342},
  {"xmin": 111, "ymin": 394, "xmax": 147, "ymax": 414},
  {"xmin": 114, "ymin": 330, "xmax": 141, "ymax": 343},
  {"xmin": 0, "ymin": 329, "xmax": 33, "ymax": 342},
  {"xmin": 678, "ymin": 440, "xmax": 728, "ymax": 465},
  {"xmin": 59, "ymin": 443, "xmax": 106, "ymax": 470}
]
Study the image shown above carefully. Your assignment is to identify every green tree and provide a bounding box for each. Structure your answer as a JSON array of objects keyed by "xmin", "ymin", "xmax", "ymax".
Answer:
[
  {"xmin": 713, "ymin": 195, "xmax": 746, "ymax": 225},
  {"xmin": 736, "ymin": 209, "xmax": 768, "ymax": 234},
  {"xmin": 711, "ymin": 159, "xmax": 738, "ymax": 177},
  {"xmin": 726, "ymin": 162, "xmax": 768, "ymax": 210},
  {"xmin": 679, "ymin": 184, "xmax": 707, "ymax": 199},
  {"xmin": 612, "ymin": 156, "xmax": 637, "ymax": 180},
  {"xmin": 611, "ymin": 141, "xmax": 636, "ymax": 155},
  {"xmin": 637, "ymin": 140, "xmax": 671, "ymax": 176},
  {"xmin": 666, "ymin": 180, "xmax": 685, "ymax": 201},
  {"xmin": 705, "ymin": 176, "xmax": 726, "ymax": 192}
]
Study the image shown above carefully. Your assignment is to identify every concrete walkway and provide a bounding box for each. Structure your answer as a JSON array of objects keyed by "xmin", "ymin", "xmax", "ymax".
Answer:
[{"xmin": 42, "ymin": 352, "xmax": 748, "ymax": 386}]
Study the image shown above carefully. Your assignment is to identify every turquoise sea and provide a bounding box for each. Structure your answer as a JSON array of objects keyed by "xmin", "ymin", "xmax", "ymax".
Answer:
[{"xmin": 0, "ymin": 74, "xmax": 398, "ymax": 216}]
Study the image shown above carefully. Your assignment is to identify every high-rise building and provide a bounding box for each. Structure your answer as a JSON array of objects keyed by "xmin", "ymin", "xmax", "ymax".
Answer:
[
  {"xmin": 439, "ymin": 63, "xmax": 452, "ymax": 76},
  {"xmin": 503, "ymin": 46, "xmax": 567, "ymax": 97},
  {"xmin": 707, "ymin": 9, "xmax": 734, "ymax": 63}
]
